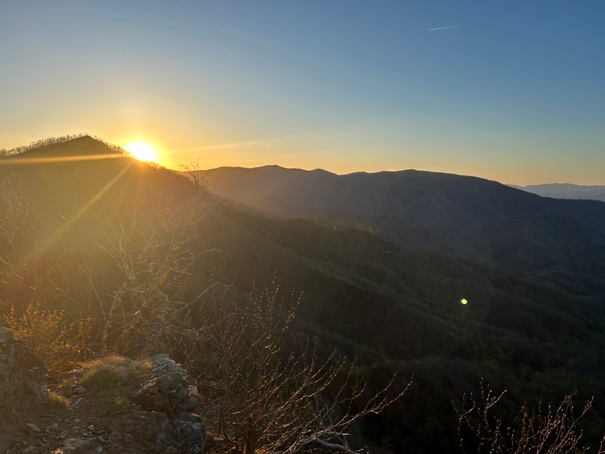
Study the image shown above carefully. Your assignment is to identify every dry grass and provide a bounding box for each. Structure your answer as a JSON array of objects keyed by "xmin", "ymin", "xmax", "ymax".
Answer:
[
  {"xmin": 4, "ymin": 303, "xmax": 90, "ymax": 374},
  {"xmin": 43, "ymin": 391, "xmax": 69, "ymax": 410},
  {"xmin": 80, "ymin": 356, "xmax": 150, "ymax": 415},
  {"xmin": 82, "ymin": 356, "xmax": 148, "ymax": 387}
]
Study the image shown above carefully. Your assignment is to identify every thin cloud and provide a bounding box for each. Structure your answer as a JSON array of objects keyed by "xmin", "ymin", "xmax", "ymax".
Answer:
[
  {"xmin": 169, "ymin": 129, "xmax": 335, "ymax": 155},
  {"xmin": 428, "ymin": 24, "xmax": 464, "ymax": 32}
]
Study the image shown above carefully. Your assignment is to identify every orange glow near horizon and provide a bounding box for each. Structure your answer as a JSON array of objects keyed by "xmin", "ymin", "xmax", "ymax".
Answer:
[{"xmin": 124, "ymin": 141, "xmax": 159, "ymax": 163}]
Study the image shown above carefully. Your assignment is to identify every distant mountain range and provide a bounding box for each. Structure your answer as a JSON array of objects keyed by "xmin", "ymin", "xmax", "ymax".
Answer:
[
  {"xmin": 200, "ymin": 166, "xmax": 605, "ymax": 228},
  {"xmin": 516, "ymin": 183, "xmax": 605, "ymax": 202},
  {"xmin": 3, "ymin": 139, "xmax": 605, "ymax": 451},
  {"xmin": 200, "ymin": 165, "xmax": 605, "ymax": 286}
]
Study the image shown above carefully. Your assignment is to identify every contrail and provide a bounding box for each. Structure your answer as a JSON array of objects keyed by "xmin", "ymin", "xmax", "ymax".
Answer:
[{"xmin": 428, "ymin": 24, "xmax": 463, "ymax": 32}]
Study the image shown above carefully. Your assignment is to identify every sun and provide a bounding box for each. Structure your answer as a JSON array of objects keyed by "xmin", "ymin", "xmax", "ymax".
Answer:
[{"xmin": 124, "ymin": 141, "xmax": 159, "ymax": 163}]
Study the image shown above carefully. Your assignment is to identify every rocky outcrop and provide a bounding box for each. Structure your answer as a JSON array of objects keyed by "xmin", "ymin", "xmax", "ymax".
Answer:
[
  {"xmin": 1, "ymin": 326, "xmax": 205, "ymax": 454},
  {"xmin": 55, "ymin": 354, "xmax": 206, "ymax": 454},
  {"xmin": 112, "ymin": 354, "xmax": 205, "ymax": 453}
]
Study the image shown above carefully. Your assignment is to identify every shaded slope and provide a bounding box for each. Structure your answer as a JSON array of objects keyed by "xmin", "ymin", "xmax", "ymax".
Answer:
[
  {"xmin": 201, "ymin": 166, "xmax": 605, "ymax": 285},
  {"xmin": 191, "ymin": 203, "xmax": 605, "ymax": 451},
  {"xmin": 196, "ymin": 205, "xmax": 605, "ymax": 350},
  {"xmin": 202, "ymin": 166, "xmax": 605, "ymax": 229}
]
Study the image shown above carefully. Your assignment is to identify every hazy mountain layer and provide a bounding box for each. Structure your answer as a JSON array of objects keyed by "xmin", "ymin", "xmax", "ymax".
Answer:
[{"xmin": 517, "ymin": 183, "xmax": 605, "ymax": 202}]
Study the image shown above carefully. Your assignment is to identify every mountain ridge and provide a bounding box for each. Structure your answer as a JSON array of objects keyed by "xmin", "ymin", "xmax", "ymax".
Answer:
[
  {"xmin": 199, "ymin": 165, "xmax": 605, "ymax": 289},
  {"xmin": 200, "ymin": 165, "xmax": 605, "ymax": 225}
]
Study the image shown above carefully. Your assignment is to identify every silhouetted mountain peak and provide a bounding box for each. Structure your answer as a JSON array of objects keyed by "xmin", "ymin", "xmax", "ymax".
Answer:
[{"xmin": 13, "ymin": 135, "xmax": 124, "ymax": 159}]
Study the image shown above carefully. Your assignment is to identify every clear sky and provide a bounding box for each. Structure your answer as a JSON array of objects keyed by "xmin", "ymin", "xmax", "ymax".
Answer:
[{"xmin": 1, "ymin": 1, "xmax": 604, "ymax": 185}]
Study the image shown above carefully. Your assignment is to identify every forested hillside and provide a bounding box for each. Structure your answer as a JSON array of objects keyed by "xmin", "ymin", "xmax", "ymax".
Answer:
[
  {"xmin": 1, "ymin": 137, "xmax": 604, "ymax": 452},
  {"xmin": 201, "ymin": 166, "xmax": 605, "ymax": 296}
]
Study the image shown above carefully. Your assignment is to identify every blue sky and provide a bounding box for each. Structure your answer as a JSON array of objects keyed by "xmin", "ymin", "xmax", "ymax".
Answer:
[{"xmin": 1, "ymin": 1, "xmax": 604, "ymax": 184}]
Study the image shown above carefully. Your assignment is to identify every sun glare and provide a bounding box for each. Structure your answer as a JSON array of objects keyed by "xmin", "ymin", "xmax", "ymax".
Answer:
[{"xmin": 124, "ymin": 141, "xmax": 159, "ymax": 163}]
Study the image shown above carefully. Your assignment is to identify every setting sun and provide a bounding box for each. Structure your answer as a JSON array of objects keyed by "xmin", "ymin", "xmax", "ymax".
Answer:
[{"xmin": 124, "ymin": 141, "xmax": 159, "ymax": 163}]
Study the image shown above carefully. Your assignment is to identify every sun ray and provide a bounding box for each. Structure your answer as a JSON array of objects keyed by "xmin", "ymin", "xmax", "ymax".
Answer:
[{"xmin": 16, "ymin": 160, "xmax": 135, "ymax": 283}]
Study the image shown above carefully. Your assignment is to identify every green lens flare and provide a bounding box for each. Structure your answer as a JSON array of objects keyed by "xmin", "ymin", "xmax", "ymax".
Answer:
[{"xmin": 461, "ymin": 298, "xmax": 468, "ymax": 305}]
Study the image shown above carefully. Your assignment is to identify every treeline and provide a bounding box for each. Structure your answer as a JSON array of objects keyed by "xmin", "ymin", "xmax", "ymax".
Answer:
[
  {"xmin": 0, "ymin": 133, "xmax": 128, "ymax": 157},
  {"xmin": 0, "ymin": 134, "xmax": 88, "ymax": 156}
]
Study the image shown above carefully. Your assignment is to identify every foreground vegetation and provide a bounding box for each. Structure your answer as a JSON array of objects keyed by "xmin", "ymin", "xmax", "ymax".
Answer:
[{"xmin": 2, "ymin": 136, "xmax": 605, "ymax": 452}]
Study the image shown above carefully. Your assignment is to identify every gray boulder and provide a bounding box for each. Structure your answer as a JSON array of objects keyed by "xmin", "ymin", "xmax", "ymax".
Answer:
[
  {"xmin": 102, "ymin": 354, "xmax": 204, "ymax": 453},
  {"xmin": 133, "ymin": 353, "xmax": 199, "ymax": 414}
]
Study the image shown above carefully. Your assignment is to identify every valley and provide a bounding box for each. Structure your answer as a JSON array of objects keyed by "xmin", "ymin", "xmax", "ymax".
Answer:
[{"xmin": 1, "ymin": 138, "xmax": 604, "ymax": 452}]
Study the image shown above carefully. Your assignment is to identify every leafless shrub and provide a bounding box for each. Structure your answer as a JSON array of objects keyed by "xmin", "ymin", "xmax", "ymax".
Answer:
[
  {"xmin": 197, "ymin": 283, "xmax": 410, "ymax": 454},
  {"xmin": 94, "ymin": 196, "xmax": 216, "ymax": 358},
  {"xmin": 455, "ymin": 379, "xmax": 605, "ymax": 454},
  {"xmin": 179, "ymin": 157, "xmax": 205, "ymax": 192},
  {"xmin": 0, "ymin": 175, "xmax": 60, "ymax": 319},
  {"xmin": 0, "ymin": 176, "xmax": 31, "ymax": 291}
]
